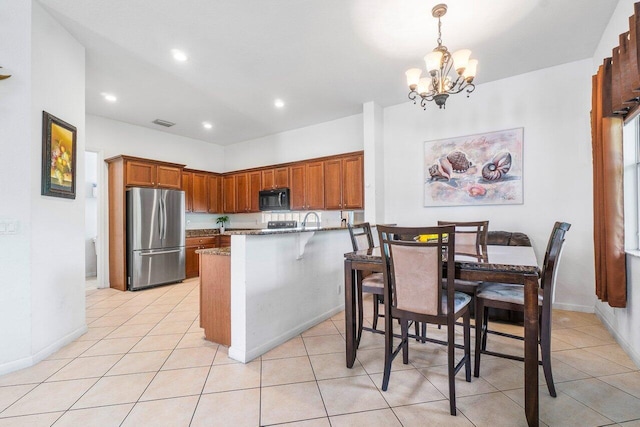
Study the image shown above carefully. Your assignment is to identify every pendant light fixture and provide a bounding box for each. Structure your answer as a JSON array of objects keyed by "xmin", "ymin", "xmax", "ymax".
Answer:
[{"xmin": 405, "ymin": 4, "xmax": 477, "ymax": 109}]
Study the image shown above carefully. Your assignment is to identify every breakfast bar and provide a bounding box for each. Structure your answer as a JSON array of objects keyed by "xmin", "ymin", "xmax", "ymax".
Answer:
[{"xmin": 198, "ymin": 226, "xmax": 351, "ymax": 363}]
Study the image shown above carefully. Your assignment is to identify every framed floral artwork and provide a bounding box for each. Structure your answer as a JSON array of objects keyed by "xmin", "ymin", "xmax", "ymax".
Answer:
[
  {"xmin": 424, "ymin": 128, "xmax": 523, "ymax": 207},
  {"xmin": 41, "ymin": 111, "xmax": 77, "ymax": 199}
]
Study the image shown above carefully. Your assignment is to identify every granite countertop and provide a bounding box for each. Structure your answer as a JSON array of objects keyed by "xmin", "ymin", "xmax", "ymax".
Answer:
[
  {"xmin": 186, "ymin": 229, "xmax": 220, "ymax": 238},
  {"xmin": 196, "ymin": 247, "xmax": 231, "ymax": 256},
  {"xmin": 224, "ymin": 226, "xmax": 347, "ymax": 235}
]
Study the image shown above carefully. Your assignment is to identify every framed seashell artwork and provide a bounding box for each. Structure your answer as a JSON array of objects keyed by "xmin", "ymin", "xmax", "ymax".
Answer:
[{"xmin": 424, "ymin": 128, "xmax": 523, "ymax": 207}]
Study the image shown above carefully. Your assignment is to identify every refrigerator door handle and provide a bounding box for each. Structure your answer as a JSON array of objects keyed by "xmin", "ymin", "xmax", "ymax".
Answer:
[
  {"xmin": 140, "ymin": 249, "xmax": 181, "ymax": 256},
  {"xmin": 158, "ymin": 195, "xmax": 162, "ymax": 240}
]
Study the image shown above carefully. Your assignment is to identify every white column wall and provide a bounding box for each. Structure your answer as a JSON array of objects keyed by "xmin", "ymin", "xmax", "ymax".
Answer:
[
  {"xmin": 29, "ymin": 1, "xmax": 87, "ymax": 361},
  {"xmin": 0, "ymin": 0, "xmax": 34, "ymax": 371}
]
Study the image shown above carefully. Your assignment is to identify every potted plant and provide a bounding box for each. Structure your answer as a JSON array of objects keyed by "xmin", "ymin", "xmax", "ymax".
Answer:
[{"xmin": 216, "ymin": 215, "xmax": 229, "ymax": 233}]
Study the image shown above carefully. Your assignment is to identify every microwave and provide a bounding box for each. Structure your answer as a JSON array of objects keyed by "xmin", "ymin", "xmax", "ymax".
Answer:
[{"xmin": 259, "ymin": 188, "xmax": 291, "ymax": 211}]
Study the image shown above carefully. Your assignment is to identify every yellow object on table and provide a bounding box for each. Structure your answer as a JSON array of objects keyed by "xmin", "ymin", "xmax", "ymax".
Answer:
[{"xmin": 416, "ymin": 233, "xmax": 448, "ymax": 242}]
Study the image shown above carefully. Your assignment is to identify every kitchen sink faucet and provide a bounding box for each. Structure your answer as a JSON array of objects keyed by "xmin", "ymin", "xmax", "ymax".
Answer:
[{"xmin": 301, "ymin": 212, "xmax": 320, "ymax": 230}]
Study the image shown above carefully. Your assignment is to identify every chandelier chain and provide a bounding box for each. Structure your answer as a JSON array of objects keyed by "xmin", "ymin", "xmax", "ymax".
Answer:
[{"xmin": 437, "ymin": 17, "xmax": 442, "ymax": 47}]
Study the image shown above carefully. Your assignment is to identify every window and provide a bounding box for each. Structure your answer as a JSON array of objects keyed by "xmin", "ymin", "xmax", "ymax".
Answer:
[{"xmin": 623, "ymin": 116, "xmax": 640, "ymax": 251}]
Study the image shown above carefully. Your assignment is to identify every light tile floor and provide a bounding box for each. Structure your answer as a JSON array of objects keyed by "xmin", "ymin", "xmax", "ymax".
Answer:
[{"xmin": 0, "ymin": 279, "xmax": 638, "ymax": 426}]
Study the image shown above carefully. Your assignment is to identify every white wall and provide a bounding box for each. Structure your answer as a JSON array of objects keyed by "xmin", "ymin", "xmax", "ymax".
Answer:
[
  {"xmin": 591, "ymin": 0, "xmax": 640, "ymax": 367},
  {"xmin": 382, "ymin": 59, "xmax": 595, "ymax": 312},
  {"xmin": 29, "ymin": 0, "xmax": 87, "ymax": 361},
  {"xmin": 0, "ymin": 0, "xmax": 34, "ymax": 371},
  {"xmin": 86, "ymin": 115, "xmax": 225, "ymax": 171},
  {"xmin": 85, "ymin": 151, "xmax": 98, "ymax": 277},
  {"xmin": 223, "ymin": 114, "xmax": 363, "ymax": 172},
  {"xmin": 0, "ymin": 0, "xmax": 87, "ymax": 374}
]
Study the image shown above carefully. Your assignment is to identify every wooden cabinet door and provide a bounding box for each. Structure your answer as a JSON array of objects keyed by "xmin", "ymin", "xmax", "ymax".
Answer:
[
  {"xmin": 182, "ymin": 171, "xmax": 193, "ymax": 212},
  {"xmin": 342, "ymin": 154, "xmax": 364, "ymax": 209},
  {"xmin": 248, "ymin": 171, "xmax": 261, "ymax": 212},
  {"xmin": 185, "ymin": 245, "xmax": 199, "ymax": 278},
  {"xmin": 125, "ymin": 161, "xmax": 156, "ymax": 187},
  {"xmin": 207, "ymin": 175, "xmax": 222, "ymax": 213},
  {"xmin": 289, "ymin": 164, "xmax": 306, "ymax": 210},
  {"xmin": 324, "ymin": 159, "xmax": 343, "ymax": 210},
  {"xmin": 223, "ymin": 175, "xmax": 237, "ymax": 213},
  {"xmin": 156, "ymin": 165, "xmax": 182, "ymax": 189},
  {"xmin": 236, "ymin": 173, "xmax": 249, "ymax": 212},
  {"xmin": 191, "ymin": 172, "xmax": 208, "ymax": 212},
  {"xmin": 305, "ymin": 161, "xmax": 325, "ymax": 210},
  {"xmin": 261, "ymin": 169, "xmax": 274, "ymax": 190},
  {"xmin": 274, "ymin": 167, "xmax": 289, "ymax": 188}
]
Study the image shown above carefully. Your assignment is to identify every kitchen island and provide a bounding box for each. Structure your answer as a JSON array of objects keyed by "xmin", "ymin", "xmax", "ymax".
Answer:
[{"xmin": 197, "ymin": 226, "xmax": 351, "ymax": 362}]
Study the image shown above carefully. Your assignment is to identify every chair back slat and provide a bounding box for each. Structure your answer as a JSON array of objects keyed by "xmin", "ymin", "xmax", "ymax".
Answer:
[{"xmin": 347, "ymin": 222, "xmax": 374, "ymax": 251}]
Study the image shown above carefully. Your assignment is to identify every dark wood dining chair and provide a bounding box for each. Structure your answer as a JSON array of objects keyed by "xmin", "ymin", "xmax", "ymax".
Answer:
[
  {"xmin": 474, "ymin": 221, "xmax": 571, "ymax": 398},
  {"xmin": 437, "ymin": 220, "xmax": 489, "ymax": 296},
  {"xmin": 378, "ymin": 225, "xmax": 472, "ymax": 416},
  {"xmin": 347, "ymin": 222, "xmax": 384, "ymax": 345}
]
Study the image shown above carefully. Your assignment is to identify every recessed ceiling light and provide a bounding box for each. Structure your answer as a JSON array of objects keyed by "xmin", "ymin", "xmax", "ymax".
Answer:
[
  {"xmin": 171, "ymin": 49, "xmax": 188, "ymax": 62},
  {"xmin": 202, "ymin": 122, "xmax": 213, "ymax": 129},
  {"xmin": 274, "ymin": 99, "xmax": 285, "ymax": 108},
  {"xmin": 101, "ymin": 92, "xmax": 117, "ymax": 102}
]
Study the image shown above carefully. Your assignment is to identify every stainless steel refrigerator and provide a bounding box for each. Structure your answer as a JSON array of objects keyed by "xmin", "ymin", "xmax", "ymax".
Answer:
[{"xmin": 126, "ymin": 187, "xmax": 186, "ymax": 291}]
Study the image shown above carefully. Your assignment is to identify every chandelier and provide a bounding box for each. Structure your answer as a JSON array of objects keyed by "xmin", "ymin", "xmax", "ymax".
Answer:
[{"xmin": 405, "ymin": 4, "xmax": 477, "ymax": 109}]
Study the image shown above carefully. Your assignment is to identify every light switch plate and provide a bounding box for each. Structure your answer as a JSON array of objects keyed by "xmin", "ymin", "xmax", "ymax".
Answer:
[{"xmin": 0, "ymin": 220, "xmax": 18, "ymax": 235}]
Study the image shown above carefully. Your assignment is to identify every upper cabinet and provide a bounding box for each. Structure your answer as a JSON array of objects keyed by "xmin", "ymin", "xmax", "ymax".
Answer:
[
  {"xmin": 182, "ymin": 171, "xmax": 193, "ymax": 212},
  {"xmin": 191, "ymin": 172, "xmax": 208, "ymax": 212},
  {"xmin": 124, "ymin": 159, "xmax": 182, "ymax": 189},
  {"xmin": 229, "ymin": 171, "xmax": 261, "ymax": 213},
  {"xmin": 305, "ymin": 161, "xmax": 325, "ymax": 210},
  {"xmin": 207, "ymin": 175, "xmax": 222, "ymax": 213},
  {"xmin": 261, "ymin": 166, "xmax": 289, "ymax": 190},
  {"xmin": 325, "ymin": 154, "xmax": 364, "ymax": 210},
  {"xmin": 223, "ymin": 175, "xmax": 237, "ymax": 213}
]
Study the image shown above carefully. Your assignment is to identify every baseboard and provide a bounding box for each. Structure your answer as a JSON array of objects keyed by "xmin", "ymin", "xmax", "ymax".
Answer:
[
  {"xmin": 0, "ymin": 324, "xmax": 88, "ymax": 376},
  {"xmin": 552, "ymin": 302, "xmax": 594, "ymax": 313},
  {"xmin": 594, "ymin": 306, "xmax": 640, "ymax": 369},
  {"xmin": 229, "ymin": 305, "xmax": 345, "ymax": 363}
]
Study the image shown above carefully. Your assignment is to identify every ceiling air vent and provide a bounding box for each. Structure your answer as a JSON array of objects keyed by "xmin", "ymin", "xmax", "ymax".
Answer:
[{"xmin": 152, "ymin": 119, "xmax": 175, "ymax": 127}]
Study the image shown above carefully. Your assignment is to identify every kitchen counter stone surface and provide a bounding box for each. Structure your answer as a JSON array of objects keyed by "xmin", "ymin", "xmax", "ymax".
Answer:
[
  {"xmin": 186, "ymin": 229, "xmax": 221, "ymax": 237},
  {"xmin": 196, "ymin": 247, "xmax": 231, "ymax": 256},
  {"xmin": 224, "ymin": 226, "xmax": 347, "ymax": 235}
]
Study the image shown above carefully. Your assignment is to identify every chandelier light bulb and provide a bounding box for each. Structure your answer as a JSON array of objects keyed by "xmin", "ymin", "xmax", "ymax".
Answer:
[
  {"xmin": 451, "ymin": 49, "xmax": 472, "ymax": 74},
  {"xmin": 417, "ymin": 77, "xmax": 431, "ymax": 95},
  {"xmin": 405, "ymin": 68, "xmax": 422, "ymax": 89},
  {"xmin": 463, "ymin": 59, "xmax": 478, "ymax": 81}
]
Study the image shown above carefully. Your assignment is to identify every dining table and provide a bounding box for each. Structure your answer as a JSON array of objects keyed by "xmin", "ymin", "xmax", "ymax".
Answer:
[{"xmin": 344, "ymin": 244, "xmax": 541, "ymax": 427}]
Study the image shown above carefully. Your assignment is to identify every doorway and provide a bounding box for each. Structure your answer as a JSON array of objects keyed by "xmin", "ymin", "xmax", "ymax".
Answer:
[{"xmin": 85, "ymin": 151, "xmax": 99, "ymax": 289}]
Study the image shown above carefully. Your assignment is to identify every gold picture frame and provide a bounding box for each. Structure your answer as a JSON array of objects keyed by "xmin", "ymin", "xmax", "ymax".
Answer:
[{"xmin": 41, "ymin": 111, "xmax": 77, "ymax": 199}]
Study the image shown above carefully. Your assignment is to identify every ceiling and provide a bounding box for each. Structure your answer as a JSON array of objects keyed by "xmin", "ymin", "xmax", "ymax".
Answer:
[{"xmin": 38, "ymin": 0, "xmax": 617, "ymax": 146}]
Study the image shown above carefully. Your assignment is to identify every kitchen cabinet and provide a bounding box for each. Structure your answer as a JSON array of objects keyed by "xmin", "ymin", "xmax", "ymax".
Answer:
[
  {"xmin": 125, "ymin": 159, "xmax": 182, "ymax": 189},
  {"xmin": 183, "ymin": 170, "xmax": 209, "ymax": 213},
  {"xmin": 223, "ymin": 175, "xmax": 237, "ymax": 213},
  {"xmin": 261, "ymin": 167, "xmax": 289, "ymax": 190},
  {"xmin": 305, "ymin": 161, "xmax": 325, "ymax": 210},
  {"xmin": 105, "ymin": 155, "xmax": 186, "ymax": 291},
  {"xmin": 289, "ymin": 164, "xmax": 306, "ymax": 210},
  {"xmin": 185, "ymin": 236, "xmax": 217, "ymax": 279},
  {"xmin": 191, "ymin": 172, "xmax": 208, "ymax": 212},
  {"xmin": 236, "ymin": 171, "xmax": 261, "ymax": 213},
  {"xmin": 324, "ymin": 154, "xmax": 363, "ymax": 210},
  {"xmin": 182, "ymin": 171, "xmax": 193, "ymax": 212},
  {"xmin": 289, "ymin": 161, "xmax": 324, "ymax": 210},
  {"xmin": 207, "ymin": 174, "xmax": 222, "ymax": 213}
]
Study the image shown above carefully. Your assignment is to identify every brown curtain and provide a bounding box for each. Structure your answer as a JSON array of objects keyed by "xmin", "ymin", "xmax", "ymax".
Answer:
[{"xmin": 591, "ymin": 67, "xmax": 627, "ymax": 308}]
